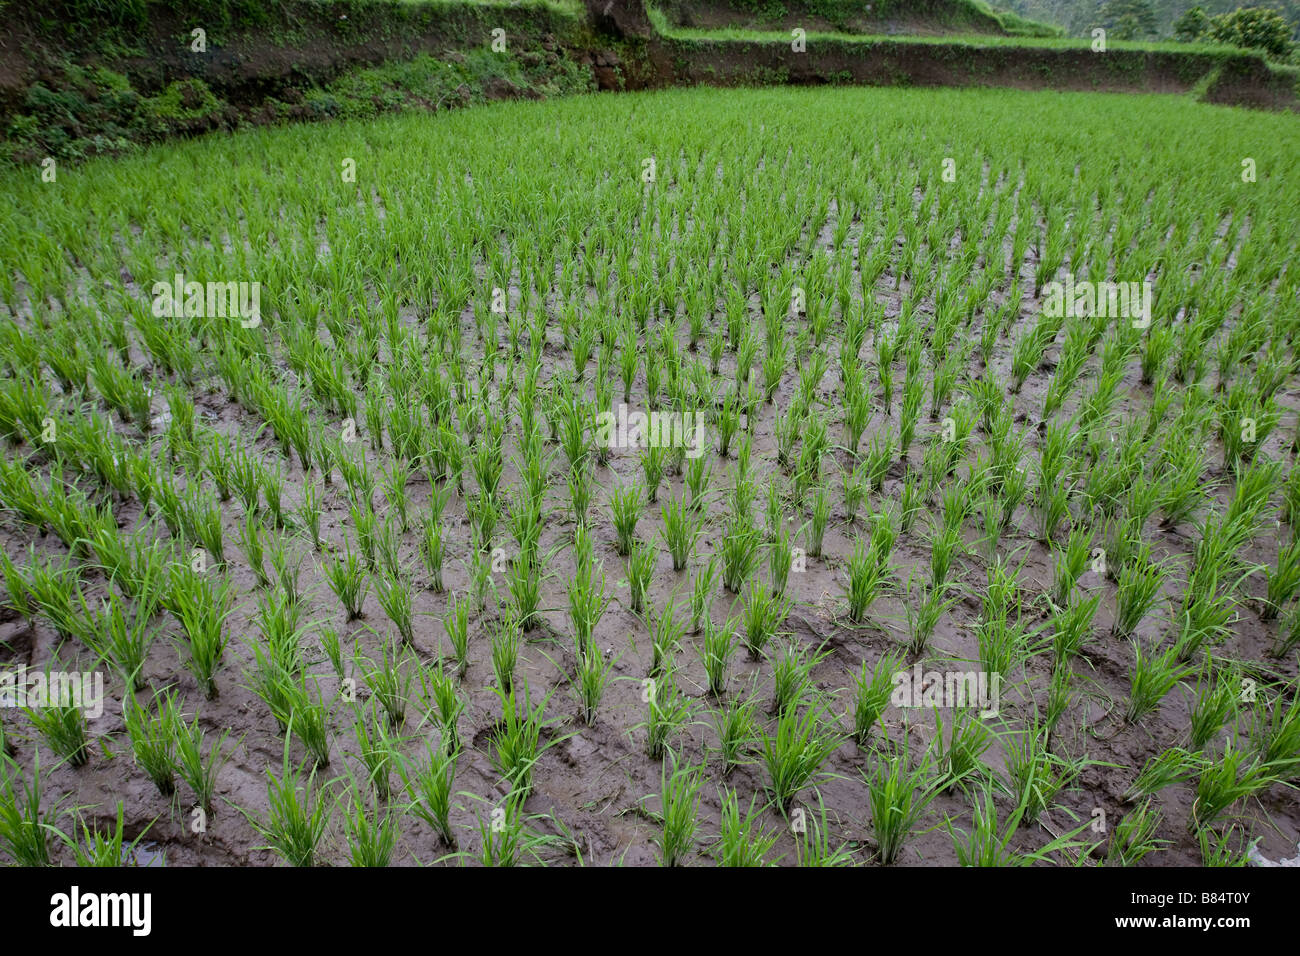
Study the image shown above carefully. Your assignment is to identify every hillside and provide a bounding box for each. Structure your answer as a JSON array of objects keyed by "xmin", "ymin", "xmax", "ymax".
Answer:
[{"xmin": 997, "ymin": 0, "xmax": 1300, "ymax": 38}]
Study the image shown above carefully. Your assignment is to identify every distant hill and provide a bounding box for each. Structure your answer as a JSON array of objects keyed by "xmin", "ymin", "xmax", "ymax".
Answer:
[{"xmin": 993, "ymin": 0, "xmax": 1300, "ymax": 38}]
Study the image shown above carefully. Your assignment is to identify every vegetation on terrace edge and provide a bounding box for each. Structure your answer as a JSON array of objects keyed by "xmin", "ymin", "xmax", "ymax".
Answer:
[
  {"xmin": 0, "ymin": 0, "xmax": 604, "ymax": 165},
  {"xmin": 650, "ymin": 0, "xmax": 1298, "ymax": 59},
  {"xmin": 649, "ymin": 0, "xmax": 1063, "ymax": 37}
]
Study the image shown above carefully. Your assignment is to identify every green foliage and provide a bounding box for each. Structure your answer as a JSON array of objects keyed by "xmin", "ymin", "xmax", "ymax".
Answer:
[{"xmin": 1206, "ymin": 6, "xmax": 1294, "ymax": 57}]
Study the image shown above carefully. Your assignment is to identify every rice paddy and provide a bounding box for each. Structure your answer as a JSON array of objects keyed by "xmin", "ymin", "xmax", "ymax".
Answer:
[{"xmin": 0, "ymin": 84, "xmax": 1298, "ymax": 866}]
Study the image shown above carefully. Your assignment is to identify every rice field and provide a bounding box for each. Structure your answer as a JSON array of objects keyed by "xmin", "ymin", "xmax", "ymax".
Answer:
[{"xmin": 1, "ymin": 85, "xmax": 1298, "ymax": 867}]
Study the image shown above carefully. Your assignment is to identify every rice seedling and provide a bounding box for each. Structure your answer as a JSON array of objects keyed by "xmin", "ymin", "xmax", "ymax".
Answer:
[
  {"xmin": 1191, "ymin": 741, "xmax": 1284, "ymax": 831},
  {"xmin": 123, "ymin": 690, "xmax": 179, "ymax": 798},
  {"xmin": 473, "ymin": 790, "xmax": 556, "ymax": 867},
  {"xmin": 685, "ymin": 453, "xmax": 712, "ymax": 512},
  {"xmin": 254, "ymin": 589, "xmax": 306, "ymax": 677},
  {"xmin": 845, "ymin": 521, "xmax": 894, "ymax": 623},
  {"xmin": 945, "ymin": 782, "xmax": 1095, "ymax": 866},
  {"xmin": 1197, "ymin": 825, "xmax": 1254, "ymax": 867},
  {"xmin": 399, "ymin": 739, "xmax": 458, "ymax": 847},
  {"xmin": 1003, "ymin": 720, "xmax": 1087, "ymax": 824},
  {"xmin": 761, "ymin": 699, "xmax": 841, "ymax": 812},
  {"xmin": 88, "ymin": 590, "xmax": 159, "ymax": 694},
  {"xmin": 175, "ymin": 714, "xmax": 233, "ymax": 816},
  {"xmin": 1126, "ymin": 639, "xmax": 1195, "ymax": 724},
  {"xmin": 690, "ymin": 557, "xmax": 718, "ymax": 633},
  {"xmin": 362, "ymin": 642, "xmax": 414, "ymax": 729},
  {"xmin": 571, "ymin": 644, "xmax": 613, "ymax": 726},
  {"xmin": 285, "ymin": 677, "xmax": 333, "ymax": 769},
  {"xmin": 420, "ymin": 516, "xmax": 445, "ymax": 593},
  {"xmin": 977, "ymin": 616, "xmax": 1034, "ymax": 685},
  {"xmin": 927, "ymin": 524, "xmax": 964, "ymax": 592},
  {"xmin": 851, "ymin": 649, "xmax": 903, "ymax": 747},
  {"xmin": 505, "ymin": 554, "xmax": 543, "ymax": 634},
  {"xmin": 323, "ymin": 544, "xmax": 369, "ymax": 620},
  {"xmin": 1105, "ymin": 798, "xmax": 1167, "ymax": 866},
  {"xmin": 720, "ymin": 516, "xmax": 763, "ymax": 594},
  {"xmin": 22, "ymin": 668, "xmax": 90, "ymax": 768},
  {"xmin": 626, "ymin": 539, "xmax": 657, "ymax": 616},
  {"xmin": 297, "ymin": 478, "xmax": 323, "ymax": 552},
  {"xmin": 711, "ymin": 696, "xmax": 757, "ymax": 774},
  {"xmin": 640, "ymin": 674, "xmax": 694, "ymax": 762},
  {"xmin": 1250, "ymin": 683, "xmax": 1300, "ymax": 773},
  {"xmin": 568, "ymin": 541, "xmax": 608, "ymax": 661},
  {"xmin": 805, "ymin": 483, "xmax": 831, "ymax": 559},
  {"xmin": 766, "ymin": 517, "xmax": 797, "ymax": 596},
  {"xmin": 654, "ymin": 753, "xmax": 703, "ymax": 867},
  {"xmin": 567, "ymin": 462, "xmax": 593, "ymax": 527},
  {"xmin": 740, "ymin": 577, "xmax": 791, "ymax": 661},
  {"xmin": 729, "ymin": 470, "xmax": 759, "ymax": 525},
  {"xmin": 1050, "ymin": 595, "xmax": 1099, "ymax": 668},
  {"xmin": 897, "ymin": 474, "xmax": 925, "ymax": 535},
  {"xmin": 186, "ymin": 494, "xmax": 226, "ymax": 567},
  {"xmin": 1262, "ymin": 534, "xmax": 1300, "ymax": 621},
  {"xmin": 244, "ymin": 749, "xmax": 333, "ymax": 867},
  {"xmin": 64, "ymin": 801, "xmax": 154, "ymax": 867},
  {"xmin": 931, "ymin": 708, "xmax": 993, "ymax": 793},
  {"xmin": 640, "ymin": 445, "xmax": 668, "ymax": 505},
  {"xmin": 1051, "ymin": 525, "xmax": 1091, "ymax": 608},
  {"xmin": 1044, "ymin": 663, "xmax": 1076, "ymax": 741},
  {"xmin": 1274, "ymin": 604, "xmax": 1300, "ymax": 659},
  {"xmin": 769, "ymin": 640, "xmax": 831, "ymax": 717},
  {"xmin": 351, "ymin": 502, "xmax": 379, "ymax": 570},
  {"xmin": 696, "ymin": 608, "xmax": 739, "ymax": 697},
  {"xmin": 644, "ymin": 596, "xmax": 684, "ymax": 677},
  {"xmin": 262, "ymin": 464, "xmax": 287, "ymax": 530},
  {"xmin": 905, "ymin": 577, "xmax": 960, "ymax": 657},
  {"xmin": 1113, "ymin": 547, "xmax": 1169, "ymax": 639},
  {"xmin": 661, "ymin": 492, "xmax": 701, "ymax": 572},
  {"xmin": 491, "ymin": 682, "xmax": 551, "ymax": 798},
  {"xmin": 1189, "ymin": 661, "xmax": 1238, "ymax": 751},
  {"xmin": 443, "ymin": 592, "xmax": 471, "ymax": 676},
  {"xmin": 491, "ymin": 616, "xmax": 522, "ymax": 695},
  {"xmin": 609, "ymin": 483, "xmax": 643, "ymax": 556},
  {"xmin": 786, "ymin": 793, "xmax": 853, "ymax": 866},
  {"xmin": 0, "ymin": 751, "xmax": 65, "ymax": 866},
  {"xmin": 342, "ymin": 787, "xmax": 400, "ymax": 868},
  {"xmin": 1123, "ymin": 747, "xmax": 1204, "ymax": 803},
  {"xmin": 236, "ymin": 508, "xmax": 269, "ymax": 587},
  {"xmin": 865, "ymin": 739, "xmax": 944, "ymax": 864},
  {"xmin": 714, "ymin": 788, "xmax": 777, "ymax": 867},
  {"xmin": 171, "ymin": 569, "xmax": 235, "ymax": 699}
]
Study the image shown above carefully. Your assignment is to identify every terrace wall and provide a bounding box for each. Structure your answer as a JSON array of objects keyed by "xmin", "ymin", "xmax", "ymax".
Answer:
[{"xmin": 586, "ymin": 0, "xmax": 1298, "ymax": 108}]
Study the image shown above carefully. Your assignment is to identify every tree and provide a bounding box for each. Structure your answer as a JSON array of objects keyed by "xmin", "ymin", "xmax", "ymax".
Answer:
[
  {"xmin": 1173, "ymin": 5, "xmax": 1210, "ymax": 39},
  {"xmin": 1101, "ymin": 0, "xmax": 1160, "ymax": 38},
  {"xmin": 1207, "ymin": 6, "xmax": 1294, "ymax": 57}
]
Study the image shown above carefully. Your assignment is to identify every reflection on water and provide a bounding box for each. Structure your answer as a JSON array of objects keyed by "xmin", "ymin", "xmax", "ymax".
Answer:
[{"xmin": 122, "ymin": 841, "xmax": 166, "ymax": 867}]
